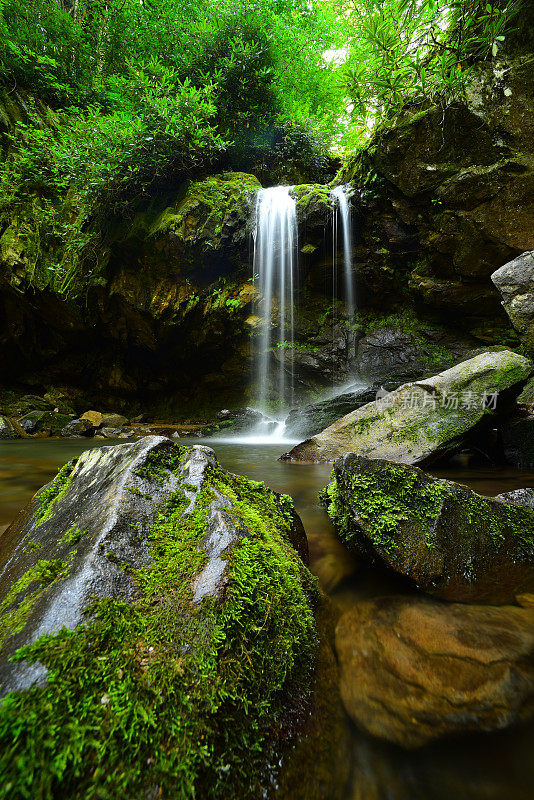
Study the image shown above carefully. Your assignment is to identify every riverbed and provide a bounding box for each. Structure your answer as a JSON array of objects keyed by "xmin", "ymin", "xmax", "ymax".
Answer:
[{"xmin": 1, "ymin": 437, "xmax": 533, "ymax": 800}]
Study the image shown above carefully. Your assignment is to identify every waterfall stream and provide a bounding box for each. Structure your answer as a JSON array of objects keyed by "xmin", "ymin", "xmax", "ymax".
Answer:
[
  {"xmin": 252, "ymin": 186, "xmax": 298, "ymax": 414},
  {"xmin": 331, "ymin": 185, "xmax": 355, "ymax": 322},
  {"xmin": 250, "ymin": 183, "xmax": 356, "ymax": 441}
]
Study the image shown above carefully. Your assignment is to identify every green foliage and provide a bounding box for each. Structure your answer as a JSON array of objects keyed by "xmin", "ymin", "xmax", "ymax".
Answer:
[{"xmin": 340, "ymin": 0, "xmax": 525, "ymax": 144}]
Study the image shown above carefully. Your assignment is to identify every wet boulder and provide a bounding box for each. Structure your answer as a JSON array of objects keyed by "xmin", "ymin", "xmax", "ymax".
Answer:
[
  {"xmin": 282, "ymin": 350, "xmax": 532, "ymax": 464},
  {"xmin": 492, "ymin": 252, "xmax": 534, "ymax": 356},
  {"xmin": 335, "ymin": 595, "xmax": 534, "ymax": 748},
  {"xmin": 353, "ymin": 325, "xmax": 477, "ymax": 384},
  {"xmin": 18, "ymin": 410, "xmax": 72, "ymax": 435},
  {"xmin": 0, "ymin": 436, "xmax": 316, "ymax": 799},
  {"xmin": 60, "ymin": 418, "xmax": 95, "ymax": 437},
  {"xmin": 284, "ymin": 383, "xmax": 399, "ymax": 440},
  {"xmin": 321, "ymin": 454, "xmax": 534, "ymax": 604},
  {"xmin": 0, "ymin": 415, "xmax": 20, "ymax": 439}
]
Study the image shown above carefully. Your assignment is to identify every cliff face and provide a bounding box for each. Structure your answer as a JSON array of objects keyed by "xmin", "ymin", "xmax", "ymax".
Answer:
[{"xmin": 342, "ymin": 40, "xmax": 534, "ymax": 342}]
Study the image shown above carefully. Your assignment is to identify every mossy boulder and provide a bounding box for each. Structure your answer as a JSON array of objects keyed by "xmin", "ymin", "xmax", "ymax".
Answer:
[
  {"xmin": 148, "ymin": 171, "xmax": 260, "ymax": 252},
  {"xmin": 335, "ymin": 595, "xmax": 534, "ymax": 748},
  {"xmin": 293, "ymin": 184, "xmax": 333, "ymax": 229},
  {"xmin": 0, "ymin": 415, "xmax": 20, "ymax": 439},
  {"xmin": 0, "ymin": 436, "xmax": 317, "ymax": 799},
  {"xmin": 282, "ymin": 350, "xmax": 533, "ymax": 464},
  {"xmin": 18, "ymin": 410, "xmax": 72, "ymax": 435},
  {"xmin": 321, "ymin": 453, "xmax": 534, "ymax": 603}
]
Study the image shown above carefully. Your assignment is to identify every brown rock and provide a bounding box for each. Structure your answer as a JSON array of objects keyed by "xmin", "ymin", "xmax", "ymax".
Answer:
[
  {"xmin": 335, "ymin": 595, "xmax": 534, "ymax": 748},
  {"xmin": 80, "ymin": 410, "xmax": 103, "ymax": 427}
]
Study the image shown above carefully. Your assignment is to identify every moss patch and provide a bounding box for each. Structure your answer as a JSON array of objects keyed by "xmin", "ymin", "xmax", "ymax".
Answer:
[{"xmin": 35, "ymin": 461, "xmax": 76, "ymax": 526}]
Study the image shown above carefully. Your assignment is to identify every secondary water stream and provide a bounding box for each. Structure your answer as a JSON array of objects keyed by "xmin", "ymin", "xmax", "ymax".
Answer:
[{"xmin": 1, "ymin": 438, "xmax": 534, "ymax": 799}]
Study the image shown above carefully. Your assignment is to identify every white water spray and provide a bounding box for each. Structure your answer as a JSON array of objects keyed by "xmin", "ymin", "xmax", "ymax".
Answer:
[{"xmin": 252, "ymin": 186, "xmax": 298, "ymax": 414}]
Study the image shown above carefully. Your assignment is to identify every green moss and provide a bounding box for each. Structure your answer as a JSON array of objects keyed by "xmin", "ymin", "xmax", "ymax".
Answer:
[
  {"xmin": 349, "ymin": 414, "xmax": 381, "ymax": 436},
  {"xmin": 0, "ymin": 559, "xmax": 68, "ymax": 650},
  {"xmin": 0, "ymin": 452, "xmax": 317, "ymax": 800},
  {"xmin": 149, "ymin": 172, "xmax": 260, "ymax": 246},
  {"xmin": 58, "ymin": 526, "xmax": 84, "ymax": 545},
  {"xmin": 321, "ymin": 461, "xmax": 534, "ymax": 558},
  {"xmin": 35, "ymin": 461, "xmax": 76, "ymax": 526},
  {"xmin": 292, "ymin": 183, "xmax": 332, "ymax": 209},
  {"xmin": 321, "ymin": 462, "xmax": 451, "ymax": 554}
]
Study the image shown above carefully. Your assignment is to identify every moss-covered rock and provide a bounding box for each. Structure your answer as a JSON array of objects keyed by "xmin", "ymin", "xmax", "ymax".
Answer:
[
  {"xmin": 18, "ymin": 410, "xmax": 72, "ymax": 435},
  {"xmin": 283, "ymin": 349, "xmax": 533, "ymax": 464},
  {"xmin": 0, "ymin": 415, "xmax": 20, "ymax": 439},
  {"xmin": 321, "ymin": 453, "xmax": 534, "ymax": 603},
  {"xmin": 0, "ymin": 436, "xmax": 317, "ymax": 799}
]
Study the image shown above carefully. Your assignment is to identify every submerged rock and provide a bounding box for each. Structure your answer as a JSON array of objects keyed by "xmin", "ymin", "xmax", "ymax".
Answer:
[
  {"xmin": 282, "ymin": 350, "xmax": 532, "ymax": 464},
  {"xmin": 321, "ymin": 454, "xmax": 534, "ymax": 603},
  {"xmin": 0, "ymin": 436, "xmax": 316, "ymax": 798},
  {"xmin": 492, "ymin": 252, "xmax": 534, "ymax": 356},
  {"xmin": 335, "ymin": 595, "xmax": 534, "ymax": 748}
]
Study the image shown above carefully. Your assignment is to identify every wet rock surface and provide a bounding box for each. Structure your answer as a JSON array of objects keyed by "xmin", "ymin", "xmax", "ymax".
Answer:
[
  {"xmin": 0, "ymin": 436, "xmax": 316, "ymax": 798},
  {"xmin": 284, "ymin": 383, "xmax": 399, "ymax": 440},
  {"xmin": 0, "ymin": 415, "xmax": 20, "ymax": 439},
  {"xmin": 492, "ymin": 251, "xmax": 534, "ymax": 356},
  {"xmin": 322, "ymin": 453, "xmax": 534, "ymax": 604},
  {"xmin": 335, "ymin": 595, "xmax": 534, "ymax": 748},
  {"xmin": 283, "ymin": 350, "xmax": 532, "ymax": 464}
]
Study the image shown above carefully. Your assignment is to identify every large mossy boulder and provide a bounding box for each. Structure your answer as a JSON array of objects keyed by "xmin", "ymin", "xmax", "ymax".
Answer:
[
  {"xmin": 321, "ymin": 454, "xmax": 534, "ymax": 603},
  {"xmin": 282, "ymin": 350, "xmax": 532, "ymax": 464},
  {"xmin": 335, "ymin": 595, "xmax": 534, "ymax": 748},
  {"xmin": 0, "ymin": 436, "xmax": 317, "ymax": 799}
]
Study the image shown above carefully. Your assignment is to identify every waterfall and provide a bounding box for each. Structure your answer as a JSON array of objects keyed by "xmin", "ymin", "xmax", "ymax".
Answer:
[
  {"xmin": 331, "ymin": 185, "xmax": 355, "ymax": 321},
  {"xmin": 252, "ymin": 186, "xmax": 297, "ymax": 414}
]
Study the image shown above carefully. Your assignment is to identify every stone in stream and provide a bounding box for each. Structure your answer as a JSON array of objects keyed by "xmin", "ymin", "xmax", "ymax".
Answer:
[
  {"xmin": 320, "ymin": 453, "xmax": 534, "ymax": 604},
  {"xmin": 281, "ymin": 349, "xmax": 533, "ymax": 464},
  {"xmin": 0, "ymin": 415, "xmax": 20, "ymax": 439},
  {"xmin": 59, "ymin": 418, "xmax": 95, "ymax": 437},
  {"xmin": 492, "ymin": 251, "xmax": 534, "ymax": 357},
  {"xmin": 0, "ymin": 436, "xmax": 316, "ymax": 799},
  {"xmin": 284, "ymin": 382, "xmax": 400, "ymax": 439},
  {"xmin": 335, "ymin": 595, "xmax": 534, "ymax": 749},
  {"xmin": 18, "ymin": 410, "xmax": 72, "ymax": 435}
]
